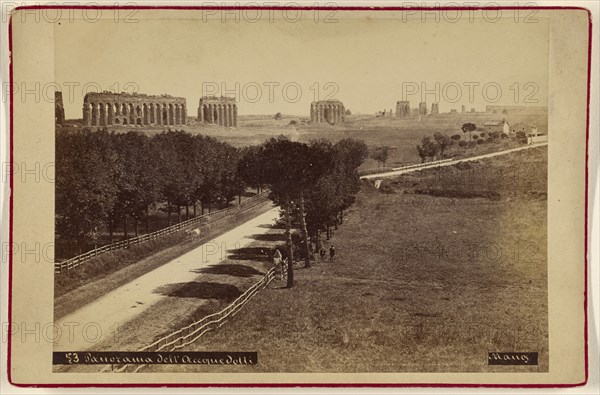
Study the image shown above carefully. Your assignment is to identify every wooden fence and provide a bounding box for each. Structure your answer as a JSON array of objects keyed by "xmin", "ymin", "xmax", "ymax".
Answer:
[
  {"xmin": 105, "ymin": 263, "xmax": 286, "ymax": 373},
  {"xmin": 55, "ymin": 192, "xmax": 268, "ymax": 274}
]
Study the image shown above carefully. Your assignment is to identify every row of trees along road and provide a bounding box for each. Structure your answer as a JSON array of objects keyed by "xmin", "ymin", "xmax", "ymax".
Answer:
[
  {"xmin": 238, "ymin": 136, "xmax": 368, "ymax": 288},
  {"xmin": 56, "ymin": 129, "xmax": 244, "ymax": 254}
]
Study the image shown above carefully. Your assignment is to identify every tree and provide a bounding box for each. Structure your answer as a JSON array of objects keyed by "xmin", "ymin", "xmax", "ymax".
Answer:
[
  {"xmin": 274, "ymin": 112, "xmax": 282, "ymax": 120},
  {"xmin": 56, "ymin": 129, "xmax": 119, "ymax": 252},
  {"xmin": 345, "ymin": 109, "xmax": 352, "ymax": 115},
  {"xmin": 461, "ymin": 123, "xmax": 477, "ymax": 142},
  {"xmin": 416, "ymin": 136, "xmax": 440, "ymax": 162},
  {"xmin": 112, "ymin": 131, "xmax": 161, "ymax": 237},
  {"xmin": 371, "ymin": 146, "xmax": 390, "ymax": 167},
  {"xmin": 433, "ymin": 132, "xmax": 451, "ymax": 156},
  {"xmin": 248, "ymin": 137, "xmax": 315, "ymax": 285},
  {"xmin": 305, "ymin": 138, "xmax": 367, "ymax": 248}
]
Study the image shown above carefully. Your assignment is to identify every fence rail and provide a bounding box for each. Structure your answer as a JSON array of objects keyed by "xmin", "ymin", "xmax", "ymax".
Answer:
[
  {"xmin": 55, "ymin": 192, "xmax": 268, "ymax": 274},
  {"xmin": 105, "ymin": 263, "xmax": 286, "ymax": 373}
]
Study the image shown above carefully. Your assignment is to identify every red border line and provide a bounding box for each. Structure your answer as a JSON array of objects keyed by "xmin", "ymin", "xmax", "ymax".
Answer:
[{"xmin": 6, "ymin": 5, "xmax": 592, "ymax": 389}]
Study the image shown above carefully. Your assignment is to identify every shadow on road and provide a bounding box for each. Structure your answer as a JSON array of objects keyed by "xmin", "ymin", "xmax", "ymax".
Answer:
[
  {"xmin": 154, "ymin": 282, "xmax": 242, "ymax": 301},
  {"xmin": 225, "ymin": 246, "xmax": 273, "ymax": 262},
  {"xmin": 247, "ymin": 233, "xmax": 286, "ymax": 242},
  {"xmin": 193, "ymin": 263, "xmax": 264, "ymax": 277}
]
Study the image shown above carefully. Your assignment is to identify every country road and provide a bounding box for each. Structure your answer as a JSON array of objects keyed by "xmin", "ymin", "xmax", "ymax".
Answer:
[
  {"xmin": 361, "ymin": 142, "xmax": 548, "ymax": 180},
  {"xmin": 54, "ymin": 206, "xmax": 280, "ymax": 352}
]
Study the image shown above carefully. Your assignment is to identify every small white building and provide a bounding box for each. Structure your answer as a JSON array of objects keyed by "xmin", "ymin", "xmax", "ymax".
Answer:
[
  {"xmin": 511, "ymin": 122, "xmax": 538, "ymax": 135},
  {"xmin": 526, "ymin": 131, "xmax": 548, "ymax": 145},
  {"xmin": 482, "ymin": 119, "xmax": 510, "ymax": 135}
]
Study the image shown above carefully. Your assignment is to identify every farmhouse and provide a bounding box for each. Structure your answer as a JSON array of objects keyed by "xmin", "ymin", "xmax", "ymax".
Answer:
[
  {"xmin": 482, "ymin": 119, "xmax": 510, "ymax": 134},
  {"xmin": 511, "ymin": 122, "xmax": 538, "ymax": 135}
]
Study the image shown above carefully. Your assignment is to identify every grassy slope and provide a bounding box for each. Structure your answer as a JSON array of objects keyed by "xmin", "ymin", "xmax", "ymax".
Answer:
[{"xmin": 143, "ymin": 146, "xmax": 548, "ymax": 373}]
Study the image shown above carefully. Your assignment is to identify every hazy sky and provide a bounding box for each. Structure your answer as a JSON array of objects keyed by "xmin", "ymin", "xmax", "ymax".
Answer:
[{"xmin": 54, "ymin": 10, "xmax": 549, "ymax": 118}]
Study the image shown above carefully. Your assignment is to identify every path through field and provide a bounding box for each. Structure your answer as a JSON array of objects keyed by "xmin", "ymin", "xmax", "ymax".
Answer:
[
  {"xmin": 54, "ymin": 206, "xmax": 280, "ymax": 352},
  {"xmin": 361, "ymin": 142, "xmax": 548, "ymax": 179}
]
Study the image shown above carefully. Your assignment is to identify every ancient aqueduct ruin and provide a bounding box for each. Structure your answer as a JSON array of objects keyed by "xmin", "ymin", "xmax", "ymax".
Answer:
[
  {"xmin": 82, "ymin": 92, "xmax": 187, "ymax": 127},
  {"xmin": 197, "ymin": 96, "xmax": 238, "ymax": 127},
  {"xmin": 310, "ymin": 100, "xmax": 346, "ymax": 124}
]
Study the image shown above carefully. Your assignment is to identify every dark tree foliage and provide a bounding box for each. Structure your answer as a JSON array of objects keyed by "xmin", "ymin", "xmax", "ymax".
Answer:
[
  {"xmin": 238, "ymin": 136, "xmax": 367, "ymax": 287},
  {"xmin": 56, "ymin": 129, "xmax": 247, "ymax": 251},
  {"xmin": 461, "ymin": 122, "xmax": 477, "ymax": 142},
  {"xmin": 416, "ymin": 136, "xmax": 440, "ymax": 163},
  {"xmin": 371, "ymin": 146, "xmax": 390, "ymax": 167},
  {"xmin": 433, "ymin": 132, "xmax": 451, "ymax": 156}
]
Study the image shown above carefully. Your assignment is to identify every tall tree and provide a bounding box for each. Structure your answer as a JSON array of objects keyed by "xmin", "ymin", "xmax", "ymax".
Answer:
[{"xmin": 461, "ymin": 123, "xmax": 477, "ymax": 142}]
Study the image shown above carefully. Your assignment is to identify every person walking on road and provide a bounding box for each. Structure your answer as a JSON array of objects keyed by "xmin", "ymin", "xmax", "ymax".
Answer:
[
  {"xmin": 273, "ymin": 249, "xmax": 283, "ymax": 279},
  {"xmin": 329, "ymin": 245, "xmax": 336, "ymax": 262}
]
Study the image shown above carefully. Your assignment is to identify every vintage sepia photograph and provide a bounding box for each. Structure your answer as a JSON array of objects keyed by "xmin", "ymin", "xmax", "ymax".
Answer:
[{"xmin": 4, "ymin": 4, "xmax": 592, "ymax": 387}]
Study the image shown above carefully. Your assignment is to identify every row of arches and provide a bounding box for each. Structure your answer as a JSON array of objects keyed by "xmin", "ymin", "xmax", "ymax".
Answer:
[
  {"xmin": 83, "ymin": 101, "xmax": 187, "ymax": 127},
  {"xmin": 197, "ymin": 103, "xmax": 238, "ymax": 127},
  {"xmin": 310, "ymin": 103, "xmax": 345, "ymax": 124}
]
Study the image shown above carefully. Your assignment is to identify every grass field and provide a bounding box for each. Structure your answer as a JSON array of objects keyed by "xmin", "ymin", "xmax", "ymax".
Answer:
[
  {"xmin": 62, "ymin": 110, "xmax": 547, "ymax": 167},
  {"xmin": 142, "ymin": 145, "xmax": 548, "ymax": 373}
]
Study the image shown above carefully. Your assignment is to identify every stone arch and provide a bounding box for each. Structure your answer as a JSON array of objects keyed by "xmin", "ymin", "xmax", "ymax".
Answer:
[
  {"xmin": 204, "ymin": 105, "xmax": 211, "ymax": 123},
  {"xmin": 107, "ymin": 103, "xmax": 115, "ymax": 125},
  {"xmin": 129, "ymin": 103, "xmax": 135, "ymax": 124},
  {"xmin": 174, "ymin": 103, "xmax": 180, "ymax": 125},
  {"xmin": 162, "ymin": 104, "xmax": 169, "ymax": 125},
  {"xmin": 91, "ymin": 102, "xmax": 99, "ymax": 126},
  {"xmin": 168, "ymin": 103, "xmax": 174, "ymax": 125},
  {"xmin": 149, "ymin": 103, "xmax": 155, "ymax": 124},
  {"xmin": 143, "ymin": 103, "xmax": 149, "ymax": 125},
  {"xmin": 155, "ymin": 103, "xmax": 162, "ymax": 125}
]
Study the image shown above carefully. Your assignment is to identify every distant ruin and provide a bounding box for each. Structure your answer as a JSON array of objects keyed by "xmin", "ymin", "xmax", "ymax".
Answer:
[
  {"xmin": 83, "ymin": 92, "xmax": 187, "ymax": 127},
  {"xmin": 55, "ymin": 91, "xmax": 65, "ymax": 126},
  {"xmin": 431, "ymin": 102, "xmax": 439, "ymax": 115},
  {"xmin": 310, "ymin": 100, "xmax": 345, "ymax": 124},
  {"xmin": 396, "ymin": 101, "xmax": 410, "ymax": 118},
  {"xmin": 198, "ymin": 96, "xmax": 238, "ymax": 127},
  {"xmin": 418, "ymin": 102, "xmax": 428, "ymax": 116}
]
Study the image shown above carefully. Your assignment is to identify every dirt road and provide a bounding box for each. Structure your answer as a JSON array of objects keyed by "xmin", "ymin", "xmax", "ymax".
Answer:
[
  {"xmin": 361, "ymin": 143, "xmax": 548, "ymax": 180},
  {"xmin": 54, "ymin": 206, "xmax": 280, "ymax": 352}
]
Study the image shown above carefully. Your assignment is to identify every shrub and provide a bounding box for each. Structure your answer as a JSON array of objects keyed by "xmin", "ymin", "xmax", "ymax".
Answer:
[
  {"xmin": 468, "ymin": 141, "xmax": 477, "ymax": 148},
  {"xmin": 501, "ymin": 133, "xmax": 508, "ymax": 139},
  {"xmin": 451, "ymin": 134, "xmax": 461, "ymax": 141},
  {"xmin": 289, "ymin": 119, "xmax": 297, "ymax": 125},
  {"xmin": 480, "ymin": 132, "xmax": 486, "ymax": 137},
  {"xmin": 458, "ymin": 140, "xmax": 468, "ymax": 147},
  {"xmin": 477, "ymin": 138, "xmax": 485, "ymax": 144},
  {"xmin": 472, "ymin": 134, "xmax": 479, "ymax": 140},
  {"xmin": 487, "ymin": 137, "xmax": 495, "ymax": 143}
]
